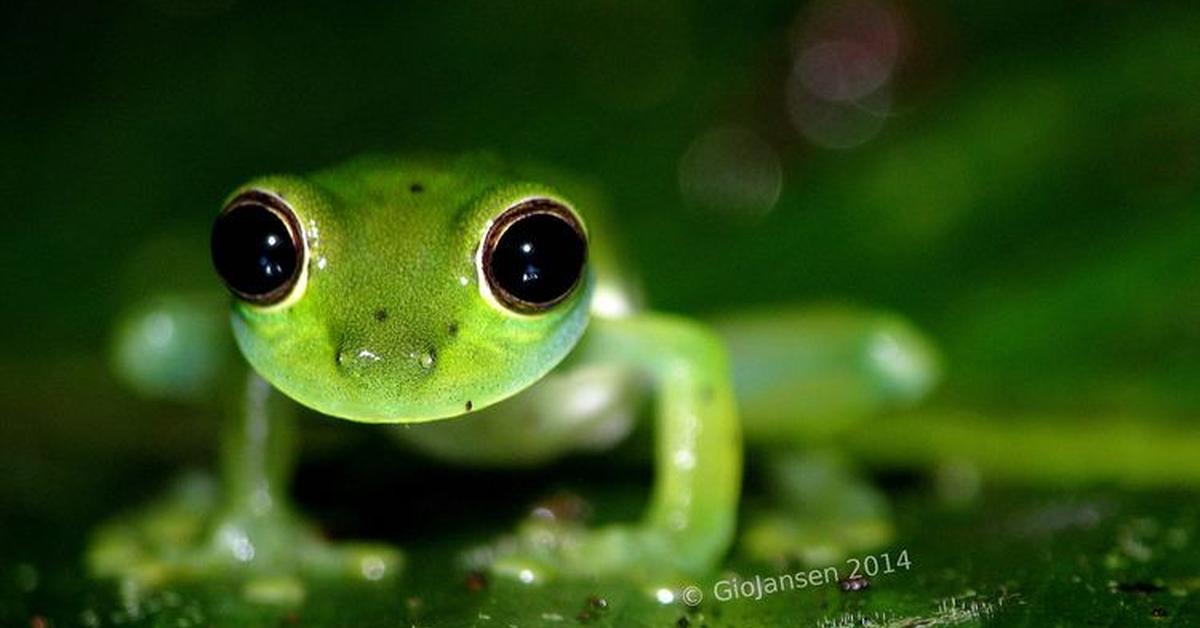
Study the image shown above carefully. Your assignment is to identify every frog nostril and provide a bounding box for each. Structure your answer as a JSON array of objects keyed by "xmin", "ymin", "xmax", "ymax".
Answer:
[
  {"xmin": 417, "ymin": 347, "xmax": 436, "ymax": 370},
  {"xmin": 335, "ymin": 346, "xmax": 383, "ymax": 375}
]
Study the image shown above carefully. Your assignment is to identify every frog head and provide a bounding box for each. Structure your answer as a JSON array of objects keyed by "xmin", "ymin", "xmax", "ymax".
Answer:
[{"xmin": 210, "ymin": 154, "xmax": 592, "ymax": 423}]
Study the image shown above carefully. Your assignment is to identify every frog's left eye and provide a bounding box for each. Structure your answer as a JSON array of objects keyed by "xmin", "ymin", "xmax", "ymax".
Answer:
[
  {"xmin": 481, "ymin": 198, "xmax": 587, "ymax": 313},
  {"xmin": 211, "ymin": 191, "xmax": 305, "ymax": 306}
]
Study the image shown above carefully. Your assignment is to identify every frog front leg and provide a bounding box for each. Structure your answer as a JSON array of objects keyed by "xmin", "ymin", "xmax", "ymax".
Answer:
[
  {"xmin": 89, "ymin": 358, "xmax": 401, "ymax": 599},
  {"xmin": 212, "ymin": 373, "xmax": 401, "ymax": 584},
  {"xmin": 490, "ymin": 313, "xmax": 741, "ymax": 582}
]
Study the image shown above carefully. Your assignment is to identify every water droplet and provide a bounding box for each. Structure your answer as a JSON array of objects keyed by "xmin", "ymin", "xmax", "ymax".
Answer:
[
  {"xmin": 233, "ymin": 538, "xmax": 255, "ymax": 562},
  {"xmin": 840, "ymin": 574, "xmax": 871, "ymax": 591},
  {"xmin": 419, "ymin": 349, "xmax": 436, "ymax": 369},
  {"xmin": 216, "ymin": 525, "xmax": 256, "ymax": 562}
]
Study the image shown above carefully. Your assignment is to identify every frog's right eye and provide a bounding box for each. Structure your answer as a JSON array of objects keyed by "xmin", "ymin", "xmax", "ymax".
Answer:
[{"xmin": 211, "ymin": 191, "xmax": 305, "ymax": 306}]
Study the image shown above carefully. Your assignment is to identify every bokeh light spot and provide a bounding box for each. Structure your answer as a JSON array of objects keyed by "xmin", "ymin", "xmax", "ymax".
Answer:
[{"xmin": 678, "ymin": 126, "xmax": 783, "ymax": 219}]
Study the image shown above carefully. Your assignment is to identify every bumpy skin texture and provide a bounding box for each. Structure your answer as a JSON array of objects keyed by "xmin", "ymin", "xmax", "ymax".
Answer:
[{"xmin": 231, "ymin": 154, "xmax": 592, "ymax": 422}]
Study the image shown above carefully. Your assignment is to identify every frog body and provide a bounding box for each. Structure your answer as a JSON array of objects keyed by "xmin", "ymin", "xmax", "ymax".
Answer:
[{"xmin": 91, "ymin": 152, "xmax": 940, "ymax": 595}]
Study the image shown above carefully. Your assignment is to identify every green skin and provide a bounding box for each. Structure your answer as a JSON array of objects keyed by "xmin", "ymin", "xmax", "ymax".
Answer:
[{"xmin": 91, "ymin": 153, "xmax": 940, "ymax": 597}]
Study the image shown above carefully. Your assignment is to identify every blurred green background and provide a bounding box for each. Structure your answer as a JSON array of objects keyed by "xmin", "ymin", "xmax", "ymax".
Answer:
[{"xmin": 2, "ymin": 0, "xmax": 1199, "ymax": 625}]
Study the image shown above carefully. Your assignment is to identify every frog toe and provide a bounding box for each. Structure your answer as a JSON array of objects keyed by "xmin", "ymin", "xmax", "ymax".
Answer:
[
  {"xmin": 86, "ymin": 472, "xmax": 403, "ymax": 597},
  {"xmin": 480, "ymin": 518, "xmax": 688, "ymax": 585},
  {"xmin": 741, "ymin": 510, "xmax": 893, "ymax": 567}
]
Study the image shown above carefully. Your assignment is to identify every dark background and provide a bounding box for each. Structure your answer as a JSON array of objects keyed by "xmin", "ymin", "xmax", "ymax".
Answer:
[{"xmin": 2, "ymin": 1, "xmax": 1199, "ymax": 625}]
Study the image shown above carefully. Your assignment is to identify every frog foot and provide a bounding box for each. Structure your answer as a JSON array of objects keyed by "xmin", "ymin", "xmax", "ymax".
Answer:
[
  {"xmin": 741, "ymin": 450, "xmax": 895, "ymax": 566},
  {"xmin": 86, "ymin": 473, "xmax": 403, "ymax": 603},
  {"xmin": 740, "ymin": 508, "xmax": 893, "ymax": 567},
  {"xmin": 471, "ymin": 514, "xmax": 694, "ymax": 592}
]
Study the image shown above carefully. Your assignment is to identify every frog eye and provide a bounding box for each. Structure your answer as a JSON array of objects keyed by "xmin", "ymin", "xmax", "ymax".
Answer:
[
  {"xmin": 481, "ymin": 198, "xmax": 588, "ymax": 313},
  {"xmin": 211, "ymin": 191, "xmax": 305, "ymax": 305}
]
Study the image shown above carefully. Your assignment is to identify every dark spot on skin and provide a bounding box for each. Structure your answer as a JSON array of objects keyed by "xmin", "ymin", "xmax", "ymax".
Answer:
[
  {"xmin": 464, "ymin": 400, "xmax": 473, "ymax": 411},
  {"xmin": 586, "ymin": 595, "xmax": 608, "ymax": 610},
  {"xmin": 701, "ymin": 385, "xmax": 715, "ymax": 402},
  {"xmin": 447, "ymin": 322, "xmax": 459, "ymax": 336},
  {"xmin": 374, "ymin": 308, "xmax": 389, "ymax": 322},
  {"xmin": 410, "ymin": 182, "xmax": 424, "ymax": 193},
  {"xmin": 576, "ymin": 610, "xmax": 593, "ymax": 622},
  {"xmin": 676, "ymin": 617, "xmax": 690, "ymax": 628},
  {"xmin": 1152, "ymin": 607, "xmax": 1168, "ymax": 619}
]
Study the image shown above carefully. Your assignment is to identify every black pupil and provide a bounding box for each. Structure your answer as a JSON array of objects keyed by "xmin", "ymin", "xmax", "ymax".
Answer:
[
  {"xmin": 211, "ymin": 202, "xmax": 298, "ymax": 300},
  {"xmin": 489, "ymin": 212, "xmax": 585, "ymax": 307}
]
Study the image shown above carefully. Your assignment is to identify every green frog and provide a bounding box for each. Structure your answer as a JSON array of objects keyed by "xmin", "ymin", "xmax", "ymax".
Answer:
[{"xmin": 90, "ymin": 153, "xmax": 938, "ymax": 597}]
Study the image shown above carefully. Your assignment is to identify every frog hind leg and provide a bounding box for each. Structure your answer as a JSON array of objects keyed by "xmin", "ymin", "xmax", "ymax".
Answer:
[
  {"xmin": 711, "ymin": 304, "xmax": 941, "ymax": 442},
  {"xmin": 741, "ymin": 450, "xmax": 893, "ymax": 566},
  {"xmin": 87, "ymin": 370, "xmax": 402, "ymax": 602},
  {"xmin": 710, "ymin": 305, "xmax": 939, "ymax": 564}
]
